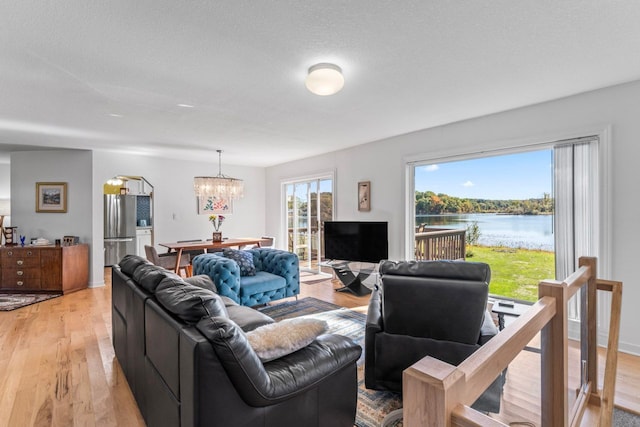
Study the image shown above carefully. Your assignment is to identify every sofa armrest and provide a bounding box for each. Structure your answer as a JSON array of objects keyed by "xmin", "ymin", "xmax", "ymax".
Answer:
[
  {"xmin": 192, "ymin": 254, "xmax": 242, "ymax": 303},
  {"xmin": 366, "ymin": 285, "xmax": 383, "ymax": 333},
  {"xmin": 196, "ymin": 316, "xmax": 361, "ymax": 407},
  {"xmin": 249, "ymin": 248, "xmax": 300, "ymax": 298},
  {"xmin": 364, "ymin": 286, "xmax": 383, "ymax": 388}
]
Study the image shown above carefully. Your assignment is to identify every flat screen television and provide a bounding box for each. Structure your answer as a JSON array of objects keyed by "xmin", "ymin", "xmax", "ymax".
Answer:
[{"xmin": 324, "ymin": 221, "xmax": 388, "ymax": 263}]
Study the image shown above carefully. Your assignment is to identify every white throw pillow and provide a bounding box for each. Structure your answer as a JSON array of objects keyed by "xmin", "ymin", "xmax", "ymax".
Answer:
[{"xmin": 246, "ymin": 317, "xmax": 328, "ymax": 362}]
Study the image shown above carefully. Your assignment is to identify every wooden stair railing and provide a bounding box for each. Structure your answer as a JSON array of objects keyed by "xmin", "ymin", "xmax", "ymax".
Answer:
[{"xmin": 403, "ymin": 256, "xmax": 623, "ymax": 427}]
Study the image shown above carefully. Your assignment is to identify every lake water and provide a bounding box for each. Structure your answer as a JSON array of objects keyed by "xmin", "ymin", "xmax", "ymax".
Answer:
[{"xmin": 416, "ymin": 213, "xmax": 554, "ymax": 251}]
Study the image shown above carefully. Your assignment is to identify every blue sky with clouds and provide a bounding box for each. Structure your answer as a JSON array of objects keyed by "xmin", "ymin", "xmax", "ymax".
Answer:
[{"xmin": 415, "ymin": 149, "xmax": 553, "ymax": 200}]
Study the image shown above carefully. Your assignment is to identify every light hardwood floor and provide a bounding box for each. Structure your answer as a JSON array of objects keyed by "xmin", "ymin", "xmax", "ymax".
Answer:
[{"xmin": 0, "ymin": 270, "xmax": 637, "ymax": 426}]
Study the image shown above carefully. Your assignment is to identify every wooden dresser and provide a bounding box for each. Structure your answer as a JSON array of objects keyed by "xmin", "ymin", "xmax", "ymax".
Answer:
[{"xmin": 0, "ymin": 244, "xmax": 89, "ymax": 294}]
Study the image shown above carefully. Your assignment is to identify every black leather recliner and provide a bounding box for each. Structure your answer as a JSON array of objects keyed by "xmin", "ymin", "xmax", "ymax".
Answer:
[{"xmin": 365, "ymin": 259, "xmax": 504, "ymax": 413}]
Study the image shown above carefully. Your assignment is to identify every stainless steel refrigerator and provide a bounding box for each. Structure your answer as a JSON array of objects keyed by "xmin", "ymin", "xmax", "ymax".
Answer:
[{"xmin": 104, "ymin": 195, "xmax": 137, "ymax": 266}]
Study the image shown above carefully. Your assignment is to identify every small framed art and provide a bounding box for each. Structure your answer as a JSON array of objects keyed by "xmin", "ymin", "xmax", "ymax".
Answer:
[
  {"xmin": 197, "ymin": 196, "xmax": 233, "ymax": 215},
  {"xmin": 358, "ymin": 181, "xmax": 370, "ymax": 212},
  {"xmin": 36, "ymin": 182, "xmax": 68, "ymax": 213}
]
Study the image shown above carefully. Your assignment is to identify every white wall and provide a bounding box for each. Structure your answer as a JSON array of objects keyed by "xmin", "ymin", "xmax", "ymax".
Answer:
[
  {"xmin": 11, "ymin": 148, "xmax": 93, "ymax": 269},
  {"xmin": 91, "ymin": 151, "xmax": 266, "ymax": 286},
  {"xmin": 0, "ymin": 162, "xmax": 10, "ymax": 226},
  {"xmin": 0, "ymin": 163, "xmax": 10, "ymax": 198},
  {"xmin": 265, "ymin": 79, "xmax": 640, "ymax": 355}
]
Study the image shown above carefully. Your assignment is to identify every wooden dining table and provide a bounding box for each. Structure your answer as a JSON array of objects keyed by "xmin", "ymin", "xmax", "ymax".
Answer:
[{"xmin": 158, "ymin": 238, "xmax": 269, "ymax": 274}]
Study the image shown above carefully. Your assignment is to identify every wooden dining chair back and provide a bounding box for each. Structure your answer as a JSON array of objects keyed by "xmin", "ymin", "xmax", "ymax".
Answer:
[
  {"xmin": 260, "ymin": 236, "xmax": 275, "ymax": 248},
  {"xmin": 239, "ymin": 236, "xmax": 275, "ymax": 250},
  {"xmin": 144, "ymin": 245, "xmax": 191, "ymax": 277}
]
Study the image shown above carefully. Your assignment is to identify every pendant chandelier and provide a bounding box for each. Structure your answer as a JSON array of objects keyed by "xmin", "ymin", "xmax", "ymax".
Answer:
[{"xmin": 194, "ymin": 150, "xmax": 244, "ymax": 202}]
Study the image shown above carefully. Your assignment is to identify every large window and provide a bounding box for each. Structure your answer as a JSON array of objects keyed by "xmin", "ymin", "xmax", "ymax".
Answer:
[
  {"xmin": 414, "ymin": 149, "xmax": 554, "ymax": 301},
  {"xmin": 410, "ymin": 136, "xmax": 602, "ymax": 304}
]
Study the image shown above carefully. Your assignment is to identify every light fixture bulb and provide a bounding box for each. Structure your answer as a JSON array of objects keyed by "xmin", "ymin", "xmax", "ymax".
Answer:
[
  {"xmin": 305, "ymin": 63, "xmax": 344, "ymax": 96},
  {"xmin": 193, "ymin": 150, "xmax": 244, "ymax": 204}
]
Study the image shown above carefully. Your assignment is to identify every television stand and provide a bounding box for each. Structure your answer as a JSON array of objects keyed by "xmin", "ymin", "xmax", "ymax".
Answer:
[{"xmin": 325, "ymin": 260, "xmax": 378, "ymax": 296}]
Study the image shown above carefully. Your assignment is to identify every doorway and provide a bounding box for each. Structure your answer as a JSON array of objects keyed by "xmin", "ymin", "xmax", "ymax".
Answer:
[
  {"xmin": 103, "ymin": 175, "xmax": 154, "ymax": 266},
  {"xmin": 284, "ymin": 176, "xmax": 333, "ymax": 272}
]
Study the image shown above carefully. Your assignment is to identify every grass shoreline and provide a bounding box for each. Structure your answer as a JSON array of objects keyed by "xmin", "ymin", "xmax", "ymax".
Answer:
[{"xmin": 467, "ymin": 245, "xmax": 554, "ymax": 302}]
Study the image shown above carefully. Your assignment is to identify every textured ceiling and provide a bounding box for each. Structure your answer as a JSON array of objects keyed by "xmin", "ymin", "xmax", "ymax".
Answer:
[{"xmin": 1, "ymin": 1, "xmax": 640, "ymax": 166}]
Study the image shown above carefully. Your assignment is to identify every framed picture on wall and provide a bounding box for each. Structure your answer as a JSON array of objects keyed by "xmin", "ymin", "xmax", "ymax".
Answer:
[
  {"xmin": 358, "ymin": 181, "xmax": 370, "ymax": 212},
  {"xmin": 197, "ymin": 196, "xmax": 233, "ymax": 215},
  {"xmin": 36, "ymin": 182, "xmax": 68, "ymax": 213}
]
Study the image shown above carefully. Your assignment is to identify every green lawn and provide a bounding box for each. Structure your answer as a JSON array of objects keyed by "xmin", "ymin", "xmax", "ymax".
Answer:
[{"xmin": 466, "ymin": 245, "xmax": 555, "ymax": 302}]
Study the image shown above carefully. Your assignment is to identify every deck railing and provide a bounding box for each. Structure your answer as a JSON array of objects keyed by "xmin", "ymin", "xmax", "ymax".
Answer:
[
  {"xmin": 414, "ymin": 228, "xmax": 466, "ymax": 261},
  {"xmin": 287, "ymin": 227, "xmax": 320, "ymax": 261},
  {"xmin": 402, "ymin": 256, "xmax": 623, "ymax": 426}
]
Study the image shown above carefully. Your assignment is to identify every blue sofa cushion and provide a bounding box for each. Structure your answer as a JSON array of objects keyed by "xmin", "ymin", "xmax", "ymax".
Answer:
[
  {"xmin": 241, "ymin": 272, "xmax": 286, "ymax": 297},
  {"xmin": 223, "ymin": 249, "xmax": 256, "ymax": 276}
]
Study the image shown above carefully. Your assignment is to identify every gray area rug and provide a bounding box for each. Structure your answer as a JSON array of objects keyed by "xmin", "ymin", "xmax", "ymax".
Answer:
[
  {"xmin": 614, "ymin": 407, "xmax": 640, "ymax": 426},
  {"xmin": 0, "ymin": 293, "xmax": 61, "ymax": 311}
]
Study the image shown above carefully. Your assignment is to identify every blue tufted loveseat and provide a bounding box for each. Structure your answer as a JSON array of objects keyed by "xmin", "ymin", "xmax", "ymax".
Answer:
[{"xmin": 192, "ymin": 248, "xmax": 300, "ymax": 306}]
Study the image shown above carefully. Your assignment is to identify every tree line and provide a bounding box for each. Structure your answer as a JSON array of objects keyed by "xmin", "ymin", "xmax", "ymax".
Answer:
[{"xmin": 415, "ymin": 191, "xmax": 553, "ymax": 215}]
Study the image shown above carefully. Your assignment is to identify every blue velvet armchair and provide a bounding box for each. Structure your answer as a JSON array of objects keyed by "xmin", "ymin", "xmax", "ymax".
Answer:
[{"xmin": 192, "ymin": 248, "xmax": 300, "ymax": 306}]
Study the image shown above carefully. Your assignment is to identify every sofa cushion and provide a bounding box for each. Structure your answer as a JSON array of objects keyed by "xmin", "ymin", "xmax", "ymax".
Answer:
[
  {"xmin": 246, "ymin": 318, "xmax": 328, "ymax": 362},
  {"xmin": 119, "ymin": 254, "xmax": 152, "ymax": 276},
  {"xmin": 223, "ymin": 249, "xmax": 256, "ymax": 276},
  {"xmin": 156, "ymin": 278, "xmax": 228, "ymax": 323},
  {"xmin": 132, "ymin": 264, "xmax": 179, "ymax": 293},
  {"xmin": 241, "ymin": 271, "xmax": 286, "ymax": 295},
  {"xmin": 226, "ymin": 305, "xmax": 275, "ymax": 332},
  {"xmin": 221, "ymin": 295, "xmax": 239, "ymax": 307},
  {"xmin": 185, "ymin": 274, "xmax": 217, "ymax": 293}
]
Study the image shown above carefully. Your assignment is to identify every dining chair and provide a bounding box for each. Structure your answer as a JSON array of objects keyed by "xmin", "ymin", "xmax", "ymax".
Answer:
[
  {"xmin": 239, "ymin": 236, "xmax": 275, "ymax": 250},
  {"xmin": 144, "ymin": 245, "xmax": 191, "ymax": 277}
]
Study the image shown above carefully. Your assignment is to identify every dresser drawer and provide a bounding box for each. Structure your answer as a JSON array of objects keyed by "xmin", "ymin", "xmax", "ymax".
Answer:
[
  {"xmin": 3, "ymin": 267, "xmax": 41, "ymax": 280},
  {"xmin": 1, "ymin": 268, "xmax": 41, "ymax": 289},
  {"xmin": 2, "ymin": 248, "xmax": 40, "ymax": 267}
]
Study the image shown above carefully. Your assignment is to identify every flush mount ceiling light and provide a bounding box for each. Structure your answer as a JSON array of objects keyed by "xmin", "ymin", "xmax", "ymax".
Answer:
[
  {"xmin": 194, "ymin": 150, "xmax": 244, "ymax": 203},
  {"xmin": 305, "ymin": 63, "xmax": 344, "ymax": 96}
]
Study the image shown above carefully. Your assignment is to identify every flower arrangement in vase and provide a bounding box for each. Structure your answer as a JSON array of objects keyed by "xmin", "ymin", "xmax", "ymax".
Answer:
[{"xmin": 209, "ymin": 215, "xmax": 225, "ymax": 242}]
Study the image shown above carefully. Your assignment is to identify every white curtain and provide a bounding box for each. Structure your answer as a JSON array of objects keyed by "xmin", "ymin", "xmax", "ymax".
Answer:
[{"xmin": 553, "ymin": 137, "xmax": 599, "ymax": 320}]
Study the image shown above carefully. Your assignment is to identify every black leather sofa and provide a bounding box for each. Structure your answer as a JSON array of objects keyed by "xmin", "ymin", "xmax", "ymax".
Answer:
[{"xmin": 112, "ymin": 254, "xmax": 362, "ymax": 427}]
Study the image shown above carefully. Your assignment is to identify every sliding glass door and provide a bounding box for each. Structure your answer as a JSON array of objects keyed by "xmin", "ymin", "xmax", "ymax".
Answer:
[{"xmin": 284, "ymin": 176, "xmax": 333, "ymax": 272}]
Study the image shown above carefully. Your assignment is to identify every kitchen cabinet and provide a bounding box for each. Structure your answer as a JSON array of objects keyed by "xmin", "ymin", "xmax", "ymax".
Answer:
[
  {"xmin": 126, "ymin": 178, "xmax": 150, "ymax": 196},
  {"xmin": 0, "ymin": 244, "xmax": 89, "ymax": 294},
  {"xmin": 136, "ymin": 228, "xmax": 152, "ymax": 257}
]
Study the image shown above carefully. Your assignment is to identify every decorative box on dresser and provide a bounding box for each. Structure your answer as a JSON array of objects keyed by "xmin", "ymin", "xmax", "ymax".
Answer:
[{"xmin": 0, "ymin": 244, "xmax": 89, "ymax": 294}]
